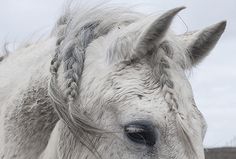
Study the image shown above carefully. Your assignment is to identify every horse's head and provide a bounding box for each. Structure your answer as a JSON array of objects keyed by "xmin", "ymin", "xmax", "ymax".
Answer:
[{"xmin": 49, "ymin": 6, "xmax": 226, "ymax": 159}]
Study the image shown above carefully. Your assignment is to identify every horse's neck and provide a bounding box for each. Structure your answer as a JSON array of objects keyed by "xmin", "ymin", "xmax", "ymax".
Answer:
[
  {"xmin": 40, "ymin": 121, "xmax": 61, "ymax": 159},
  {"xmin": 41, "ymin": 120, "xmax": 99, "ymax": 159},
  {"xmin": 40, "ymin": 121, "xmax": 78, "ymax": 159},
  {"xmin": 0, "ymin": 37, "xmax": 59, "ymax": 159}
]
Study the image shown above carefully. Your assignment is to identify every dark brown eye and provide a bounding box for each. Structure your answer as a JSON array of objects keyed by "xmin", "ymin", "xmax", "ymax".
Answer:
[{"xmin": 124, "ymin": 120, "xmax": 157, "ymax": 146}]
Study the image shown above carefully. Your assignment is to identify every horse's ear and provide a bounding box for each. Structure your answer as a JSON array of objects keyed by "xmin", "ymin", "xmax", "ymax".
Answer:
[
  {"xmin": 181, "ymin": 21, "xmax": 226, "ymax": 66},
  {"xmin": 134, "ymin": 7, "xmax": 185, "ymax": 59}
]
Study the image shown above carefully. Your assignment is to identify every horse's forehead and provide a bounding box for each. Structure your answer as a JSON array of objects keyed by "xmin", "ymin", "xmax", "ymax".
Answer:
[
  {"xmin": 106, "ymin": 60, "xmax": 196, "ymax": 119},
  {"xmin": 84, "ymin": 39, "xmax": 194, "ymax": 114},
  {"xmin": 109, "ymin": 61, "xmax": 190, "ymax": 98}
]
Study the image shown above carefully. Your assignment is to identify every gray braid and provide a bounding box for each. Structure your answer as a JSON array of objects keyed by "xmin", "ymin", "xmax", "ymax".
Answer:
[
  {"xmin": 50, "ymin": 13, "xmax": 69, "ymax": 77},
  {"xmin": 50, "ymin": 20, "xmax": 102, "ymax": 124},
  {"xmin": 49, "ymin": 20, "xmax": 105, "ymax": 159},
  {"xmin": 150, "ymin": 42, "xmax": 174, "ymax": 91},
  {"xmin": 62, "ymin": 21, "xmax": 100, "ymax": 101},
  {"xmin": 152, "ymin": 42, "xmax": 197, "ymax": 156}
]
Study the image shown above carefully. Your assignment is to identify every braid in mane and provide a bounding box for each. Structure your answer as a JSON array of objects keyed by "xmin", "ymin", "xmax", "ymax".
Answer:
[
  {"xmin": 150, "ymin": 41, "xmax": 198, "ymax": 157},
  {"xmin": 49, "ymin": 16, "xmax": 107, "ymax": 157},
  {"xmin": 63, "ymin": 21, "xmax": 100, "ymax": 100}
]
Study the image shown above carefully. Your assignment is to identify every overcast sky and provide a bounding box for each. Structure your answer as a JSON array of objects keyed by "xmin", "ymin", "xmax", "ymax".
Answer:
[{"xmin": 0, "ymin": 0, "xmax": 235, "ymax": 148}]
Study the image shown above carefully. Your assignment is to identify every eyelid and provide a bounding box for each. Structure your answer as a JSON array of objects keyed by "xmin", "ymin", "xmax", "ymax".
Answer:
[
  {"xmin": 125, "ymin": 125, "xmax": 145, "ymax": 133},
  {"xmin": 123, "ymin": 120, "xmax": 157, "ymax": 134}
]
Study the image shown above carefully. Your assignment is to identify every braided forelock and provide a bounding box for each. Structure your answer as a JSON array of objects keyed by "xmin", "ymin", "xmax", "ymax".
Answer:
[
  {"xmin": 49, "ymin": 7, "xmax": 140, "ymax": 156},
  {"xmin": 49, "ymin": 20, "xmax": 107, "ymax": 158}
]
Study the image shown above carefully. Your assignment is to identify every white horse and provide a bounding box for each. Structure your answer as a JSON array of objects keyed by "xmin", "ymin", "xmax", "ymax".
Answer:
[{"xmin": 0, "ymin": 4, "xmax": 226, "ymax": 159}]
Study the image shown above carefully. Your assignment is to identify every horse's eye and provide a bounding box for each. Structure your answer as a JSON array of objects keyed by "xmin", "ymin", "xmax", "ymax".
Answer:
[{"xmin": 124, "ymin": 121, "xmax": 157, "ymax": 146}]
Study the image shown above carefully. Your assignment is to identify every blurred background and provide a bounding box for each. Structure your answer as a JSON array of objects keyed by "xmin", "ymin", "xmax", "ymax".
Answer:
[{"xmin": 0, "ymin": 0, "xmax": 235, "ymax": 148}]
